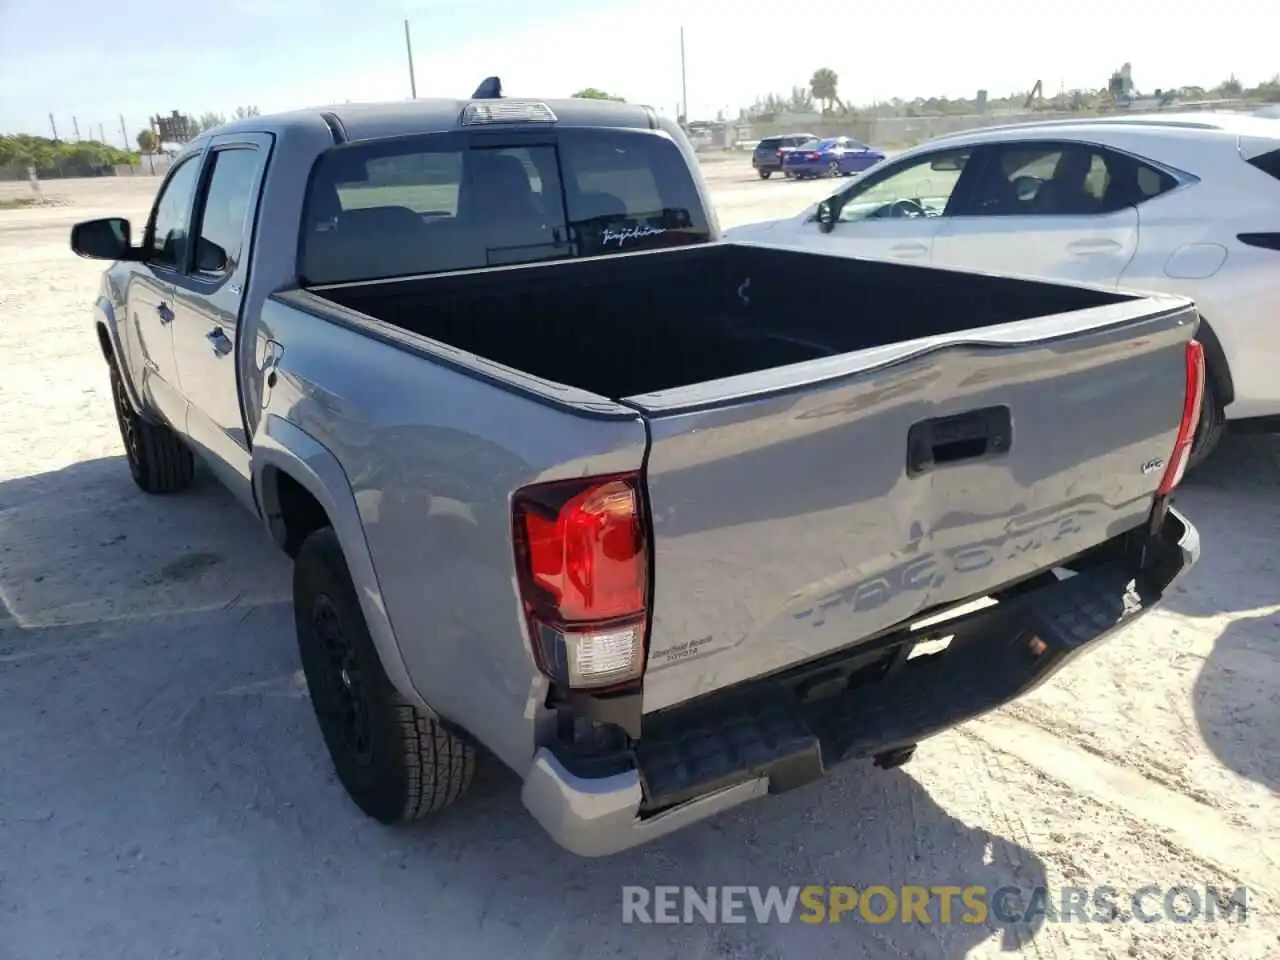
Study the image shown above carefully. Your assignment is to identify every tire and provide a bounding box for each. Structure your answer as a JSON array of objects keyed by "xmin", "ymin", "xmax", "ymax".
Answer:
[
  {"xmin": 828, "ymin": 160, "xmax": 840, "ymax": 178},
  {"xmin": 294, "ymin": 527, "xmax": 475, "ymax": 824},
  {"xmin": 758, "ymin": 169, "xmax": 771, "ymax": 180},
  {"xmin": 110, "ymin": 363, "xmax": 195, "ymax": 494},
  {"xmin": 1186, "ymin": 372, "xmax": 1227, "ymax": 472}
]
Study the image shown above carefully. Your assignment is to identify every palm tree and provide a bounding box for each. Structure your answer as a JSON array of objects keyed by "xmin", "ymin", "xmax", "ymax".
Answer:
[{"xmin": 809, "ymin": 68, "xmax": 842, "ymax": 113}]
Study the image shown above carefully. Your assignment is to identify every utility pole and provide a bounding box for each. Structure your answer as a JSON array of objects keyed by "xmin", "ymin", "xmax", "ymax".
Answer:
[
  {"xmin": 72, "ymin": 116, "xmax": 80, "ymax": 141},
  {"xmin": 120, "ymin": 114, "xmax": 129, "ymax": 149},
  {"xmin": 98, "ymin": 123, "xmax": 106, "ymax": 143},
  {"xmin": 679, "ymin": 26, "xmax": 688, "ymax": 125},
  {"xmin": 404, "ymin": 19, "xmax": 417, "ymax": 99},
  {"xmin": 49, "ymin": 114, "xmax": 59, "ymax": 141}
]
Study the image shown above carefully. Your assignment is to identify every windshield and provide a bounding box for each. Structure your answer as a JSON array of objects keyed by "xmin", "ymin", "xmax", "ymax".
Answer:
[{"xmin": 299, "ymin": 128, "xmax": 712, "ymax": 285}]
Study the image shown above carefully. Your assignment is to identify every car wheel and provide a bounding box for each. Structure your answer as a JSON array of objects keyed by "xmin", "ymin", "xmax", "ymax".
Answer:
[
  {"xmin": 294, "ymin": 527, "xmax": 476, "ymax": 824},
  {"xmin": 828, "ymin": 160, "xmax": 840, "ymax": 178},
  {"xmin": 110, "ymin": 363, "xmax": 195, "ymax": 494},
  {"xmin": 1186, "ymin": 372, "xmax": 1226, "ymax": 472},
  {"xmin": 759, "ymin": 170, "xmax": 771, "ymax": 179}
]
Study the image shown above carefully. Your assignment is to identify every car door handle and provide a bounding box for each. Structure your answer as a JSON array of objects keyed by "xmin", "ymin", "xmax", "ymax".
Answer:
[
  {"xmin": 206, "ymin": 328, "xmax": 233, "ymax": 356},
  {"xmin": 1066, "ymin": 238, "xmax": 1122, "ymax": 254},
  {"xmin": 156, "ymin": 302, "xmax": 174, "ymax": 325},
  {"xmin": 891, "ymin": 242, "xmax": 930, "ymax": 258}
]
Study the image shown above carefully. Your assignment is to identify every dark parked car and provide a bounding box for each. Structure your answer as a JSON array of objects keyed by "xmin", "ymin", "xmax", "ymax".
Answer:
[
  {"xmin": 782, "ymin": 136, "xmax": 886, "ymax": 179},
  {"xmin": 752, "ymin": 133, "xmax": 816, "ymax": 179}
]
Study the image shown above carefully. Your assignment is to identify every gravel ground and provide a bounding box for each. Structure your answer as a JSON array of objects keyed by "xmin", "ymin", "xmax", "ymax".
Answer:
[{"xmin": 1, "ymin": 164, "xmax": 1278, "ymax": 960}]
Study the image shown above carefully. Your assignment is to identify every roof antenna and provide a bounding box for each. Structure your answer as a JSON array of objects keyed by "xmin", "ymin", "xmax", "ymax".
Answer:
[{"xmin": 472, "ymin": 76, "xmax": 502, "ymax": 99}]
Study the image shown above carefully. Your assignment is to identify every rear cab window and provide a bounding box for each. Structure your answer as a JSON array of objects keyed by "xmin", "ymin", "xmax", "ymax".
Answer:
[{"xmin": 300, "ymin": 128, "xmax": 711, "ymax": 284}]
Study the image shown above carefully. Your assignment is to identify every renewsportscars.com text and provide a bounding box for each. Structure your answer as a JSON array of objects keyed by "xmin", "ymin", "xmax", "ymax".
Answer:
[{"xmin": 621, "ymin": 885, "xmax": 1250, "ymax": 925}]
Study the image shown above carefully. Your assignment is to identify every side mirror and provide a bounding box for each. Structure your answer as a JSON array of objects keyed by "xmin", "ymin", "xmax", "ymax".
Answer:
[
  {"xmin": 195, "ymin": 237, "xmax": 229, "ymax": 274},
  {"xmin": 70, "ymin": 217, "xmax": 136, "ymax": 261},
  {"xmin": 816, "ymin": 200, "xmax": 836, "ymax": 233}
]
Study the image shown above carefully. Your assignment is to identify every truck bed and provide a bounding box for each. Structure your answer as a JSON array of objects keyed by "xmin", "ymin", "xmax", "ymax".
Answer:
[
  {"xmin": 308, "ymin": 243, "xmax": 1127, "ymax": 400},
  {"xmin": 302, "ymin": 243, "xmax": 1199, "ymax": 714}
]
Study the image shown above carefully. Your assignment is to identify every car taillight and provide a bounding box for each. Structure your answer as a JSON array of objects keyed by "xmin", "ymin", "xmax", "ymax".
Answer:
[
  {"xmin": 512, "ymin": 473, "xmax": 649, "ymax": 690},
  {"xmin": 807, "ymin": 152, "xmax": 820, "ymax": 160},
  {"xmin": 1156, "ymin": 339, "xmax": 1205, "ymax": 496}
]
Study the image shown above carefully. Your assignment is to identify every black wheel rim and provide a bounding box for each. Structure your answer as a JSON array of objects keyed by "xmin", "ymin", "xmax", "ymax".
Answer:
[
  {"xmin": 111, "ymin": 373, "xmax": 142, "ymax": 471},
  {"xmin": 311, "ymin": 595, "xmax": 375, "ymax": 765}
]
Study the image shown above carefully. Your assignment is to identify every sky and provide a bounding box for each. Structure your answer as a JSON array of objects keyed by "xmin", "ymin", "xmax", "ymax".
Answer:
[{"xmin": 1, "ymin": 0, "xmax": 1276, "ymax": 143}]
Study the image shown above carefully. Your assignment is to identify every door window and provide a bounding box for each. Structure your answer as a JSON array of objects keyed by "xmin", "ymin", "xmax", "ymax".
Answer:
[
  {"xmin": 962, "ymin": 142, "xmax": 1179, "ymax": 217},
  {"xmin": 836, "ymin": 148, "xmax": 973, "ymax": 222},
  {"xmin": 146, "ymin": 157, "xmax": 202, "ymax": 269},
  {"xmin": 191, "ymin": 148, "xmax": 262, "ymax": 275}
]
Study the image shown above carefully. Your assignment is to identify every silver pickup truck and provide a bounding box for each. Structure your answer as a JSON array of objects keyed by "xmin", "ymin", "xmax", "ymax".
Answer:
[{"xmin": 72, "ymin": 82, "xmax": 1203, "ymax": 856}]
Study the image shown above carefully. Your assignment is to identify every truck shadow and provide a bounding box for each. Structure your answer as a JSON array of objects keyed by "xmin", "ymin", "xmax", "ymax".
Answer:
[
  {"xmin": 1, "ymin": 456, "xmax": 1049, "ymax": 958},
  {"xmin": 1161, "ymin": 433, "xmax": 1280, "ymax": 795}
]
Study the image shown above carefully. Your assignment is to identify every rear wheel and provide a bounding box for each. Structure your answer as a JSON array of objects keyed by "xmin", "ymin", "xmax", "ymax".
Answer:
[
  {"xmin": 110, "ymin": 364, "xmax": 195, "ymax": 494},
  {"xmin": 1186, "ymin": 373, "xmax": 1226, "ymax": 472},
  {"xmin": 758, "ymin": 169, "xmax": 771, "ymax": 180},
  {"xmin": 294, "ymin": 527, "xmax": 476, "ymax": 824},
  {"xmin": 828, "ymin": 160, "xmax": 841, "ymax": 178}
]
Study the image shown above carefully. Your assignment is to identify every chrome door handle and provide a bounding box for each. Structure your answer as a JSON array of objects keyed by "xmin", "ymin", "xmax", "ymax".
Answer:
[
  {"xmin": 206, "ymin": 328, "xmax": 232, "ymax": 356},
  {"xmin": 156, "ymin": 302, "xmax": 174, "ymax": 325}
]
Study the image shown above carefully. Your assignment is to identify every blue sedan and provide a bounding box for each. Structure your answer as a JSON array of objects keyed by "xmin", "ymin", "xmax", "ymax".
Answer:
[{"xmin": 782, "ymin": 136, "xmax": 886, "ymax": 179}]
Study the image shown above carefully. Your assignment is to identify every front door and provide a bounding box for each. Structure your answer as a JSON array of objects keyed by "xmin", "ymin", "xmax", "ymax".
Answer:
[
  {"xmin": 933, "ymin": 141, "xmax": 1139, "ymax": 286},
  {"xmin": 809, "ymin": 144, "xmax": 981, "ymax": 264},
  {"xmin": 170, "ymin": 135, "xmax": 272, "ymax": 506},
  {"xmin": 126, "ymin": 154, "xmax": 203, "ymax": 427}
]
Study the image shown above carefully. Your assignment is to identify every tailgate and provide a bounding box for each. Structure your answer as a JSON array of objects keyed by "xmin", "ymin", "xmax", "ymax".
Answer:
[{"xmin": 629, "ymin": 297, "xmax": 1198, "ymax": 713}]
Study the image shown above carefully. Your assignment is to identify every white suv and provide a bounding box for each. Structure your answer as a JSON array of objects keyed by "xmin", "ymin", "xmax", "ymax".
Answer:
[{"xmin": 727, "ymin": 112, "xmax": 1280, "ymax": 466}]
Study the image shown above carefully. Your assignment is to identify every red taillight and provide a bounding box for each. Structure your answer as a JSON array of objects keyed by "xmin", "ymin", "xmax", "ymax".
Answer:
[
  {"xmin": 512, "ymin": 473, "xmax": 648, "ymax": 689},
  {"xmin": 1156, "ymin": 339, "xmax": 1205, "ymax": 496},
  {"xmin": 807, "ymin": 152, "xmax": 821, "ymax": 160}
]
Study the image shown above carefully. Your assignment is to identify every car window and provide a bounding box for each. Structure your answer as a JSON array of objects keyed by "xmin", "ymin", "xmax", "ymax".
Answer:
[
  {"xmin": 837, "ymin": 148, "xmax": 972, "ymax": 222},
  {"xmin": 300, "ymin": 130, "xmax": 711, "ymax": 284},
  {"xmin": 146, "ymin": 157, "xmax": 202, "ymax": 269},
  {"xmin": 758, "ymin": 138, "xmax": 782, "ymax": 150},
  {"xmin": 963, "ymin": 142, "xmax": 1177, "ymax": 217},
  {"xmin": 797, "ymin": 138, "xmax": 822, "ymax": 151},
  {"xmin": 191, "ymin": 148, "xmax": 261, "ymax": 275}
]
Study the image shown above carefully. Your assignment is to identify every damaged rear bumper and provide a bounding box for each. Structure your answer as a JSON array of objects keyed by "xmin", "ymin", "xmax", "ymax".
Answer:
[{"xmin": 522, "ymin": 506, "xmax": 1199, "ymax": 856}]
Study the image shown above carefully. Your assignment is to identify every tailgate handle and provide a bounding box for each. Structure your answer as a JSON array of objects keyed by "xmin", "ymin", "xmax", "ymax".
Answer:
[{"xmin": 906, "ymin": 405, "xmax": 1011, "ymax": 477}]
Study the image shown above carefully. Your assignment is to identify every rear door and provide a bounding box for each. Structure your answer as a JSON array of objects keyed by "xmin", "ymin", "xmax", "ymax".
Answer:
[
  {"xmin": 170, "ymin": 133, "xmax": 272, "ymax": 505},
  {"xmin": 933, "ymin": 141, "xmax": 1139, "ymax": 285},
  {"xmin": 803, "ymin": 144, "xmax": 980, "ymax": 262}
]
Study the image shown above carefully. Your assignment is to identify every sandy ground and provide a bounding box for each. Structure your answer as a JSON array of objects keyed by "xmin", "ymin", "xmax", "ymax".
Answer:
[{"xmin": 1, "ymin": 165, "xmax": 1278, "ymax": 960}]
